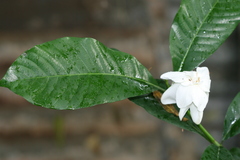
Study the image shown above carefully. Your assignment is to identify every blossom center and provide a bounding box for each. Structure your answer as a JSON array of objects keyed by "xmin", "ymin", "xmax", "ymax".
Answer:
[{"xmin": 188, "ymin": 76, "xmax": 200, "ymax": 85}]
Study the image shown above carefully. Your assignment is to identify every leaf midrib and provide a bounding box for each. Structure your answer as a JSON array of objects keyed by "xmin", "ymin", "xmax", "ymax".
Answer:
[
  {"xmin": 178, "ymin": 0, "xmax": 218, "ymax": 71},
  {"xmin": 1, "ymin": 73, "xmax": 165, "ymax": 92}
]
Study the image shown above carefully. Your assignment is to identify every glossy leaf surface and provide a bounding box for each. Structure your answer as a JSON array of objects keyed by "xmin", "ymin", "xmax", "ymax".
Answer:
[
  {"xmin": 129, "ymin": 79, "xmax": 207, "ymax": 137},
  {"xmin": 170, "ymin": 0, "xmax": 240, "ymax": 71},
  {"xmin": 0, "ymin": 37, "xmax": 160, "ymax": 110},
  {"xmin": 201, "ymin": 144, "xmax": 233, "ymax": 160},
  {"xmin": 229, "ymin": 148, "xmax": 240, "ymax": 160},
  {"xmin": 222, "ymin": 92, "xmax": 240, "ymax": 141}
]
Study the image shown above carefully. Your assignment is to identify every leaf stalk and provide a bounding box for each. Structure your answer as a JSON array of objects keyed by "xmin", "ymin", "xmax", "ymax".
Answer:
[{"xmin": 198, "ymin": 124, "xmax": 221, "ymax": 147}]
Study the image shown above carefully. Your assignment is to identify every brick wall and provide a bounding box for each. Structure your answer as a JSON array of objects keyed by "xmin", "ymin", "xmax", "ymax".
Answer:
[{"xmin": 0, "ymin": 0, "xmax": 239, "ymax": 160}]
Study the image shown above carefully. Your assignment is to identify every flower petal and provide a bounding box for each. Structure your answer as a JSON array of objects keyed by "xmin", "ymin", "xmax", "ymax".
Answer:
[
  {"xmin": 189, "ymin": 104, "xmax": 203, "ymax": 124},
  {"xmin": 176, "ymin": 85, "xmax": 193, "ymax": 108},
  {"xmin": 197, "ymin": 67, "xmax": 210, "ymax": 79},
  {"xmin": 179, "ymin": 107, "xmax": 189, "ymax": 121},
  {"xmin": 199, "ymin": 80, "xmax": 211, "ymax": 93},
  {"xmin": 160, "ymin": 72, "xmax": 187, "ymax": 83},
  {"xmin": 192, "ymin": 86, "xmax": 209, "ymax": 111},
  {"xmin": 161, "ymin": 84, "xmax": 179, "ymax": 104},
  {"xmin": 183, "ymin": 71, "xmax": 197, "ymax": 79},
  {"xmin": 197, "ymin": 67, "xmax": 211, "ymax": 92}
]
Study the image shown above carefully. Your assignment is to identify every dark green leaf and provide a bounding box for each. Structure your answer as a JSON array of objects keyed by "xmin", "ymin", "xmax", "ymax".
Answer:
[
  {"xmin": 0, "ymin": 37, "xmax": 162, "ymax": 110},
  {"xmin": 201, "ymin": 144, "xmax": 233, "ymax": 160},
  {"xmin": 129, "ymin": 79, "xmax": 207, "ymax": 137},
  {"xmin": 0, "ymin": 80, "xmax": 3, "ymax": 87},
  {"xmin": 222, "ymin": 92, "xmax": 240, "ymax": 141},
  {"xmin": 229, "ymin": 148, "xmax": 240, "ymax": 160},
  {"xmin": 170, "ymin": 0, "xmax": 240, "ymax": 71}
]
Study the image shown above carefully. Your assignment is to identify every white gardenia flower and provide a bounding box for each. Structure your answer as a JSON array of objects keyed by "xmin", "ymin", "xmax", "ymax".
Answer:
[{"xmin": 160, "ymin": 67, "xmax": 211, "ymax": 125}]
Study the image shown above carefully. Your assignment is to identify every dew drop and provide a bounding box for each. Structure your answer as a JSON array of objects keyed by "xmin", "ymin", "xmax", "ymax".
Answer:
[
  {"xmin": 22, "ymin": 53, "xmax": 27, "ymax": 57},
  {"xmin": 109, "ymin": 65, "xmax": 115, "ymax": 72}
]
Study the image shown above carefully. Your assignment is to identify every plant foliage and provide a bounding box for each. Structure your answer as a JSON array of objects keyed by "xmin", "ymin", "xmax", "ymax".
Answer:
[
  {"xmin": 0, "ymin": 37, "xmax": 160, "ymax": 109},
  {"xmin": 170, "ymin": 0, "xmax": 240, "ymax": 71}
]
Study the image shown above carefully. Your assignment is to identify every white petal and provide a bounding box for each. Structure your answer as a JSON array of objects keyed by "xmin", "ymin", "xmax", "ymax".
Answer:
[
  {"xmin": 197, "ymin": 67, "xmax": 211, "ymax": 92},
  {"xmin": 160, "ymin": 72, "xmax": 187, "ymax": 83},
  {"xmin": 176, "ymin": 85, "xmax": 193, "ymax": 108},
  {"xmin": 179, "ymin": 107, "xmax": 189, "ymax": 121},
  {"xmin": 189, "ymin": 104, "xmax": 203, "ymax": 124},
  {"xmin": 199, "ymin": 80, "xmax": 211, "ymax": 93},
  {"xmin": 184, "ymin": 71, "xmax": 197, "ymax": 78},
  {"xmin": 192, "ymin": 86, "xmax": 209, "ymax": 111},
  {"xmin": 197, "ymin": 67, "xmax": 210, "ymax": 79},
  {"xmin": 180, "ymin": 79, "xmax": 192, "ymax": 86},
  {"xmin": 161, "ymin": 84, "xmax": 179, "ymax": 104}
]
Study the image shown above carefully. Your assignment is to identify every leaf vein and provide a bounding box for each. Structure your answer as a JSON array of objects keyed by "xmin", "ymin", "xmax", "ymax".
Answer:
[{"xmin": 178, "ymin": 0, "xmax": 218, "ymax": 71}]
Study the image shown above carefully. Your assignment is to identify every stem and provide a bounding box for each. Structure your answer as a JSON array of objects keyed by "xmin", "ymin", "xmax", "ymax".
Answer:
[
  {"xmin": 198, "ymin": 124, "xmax": 221, "ymax": 147},
  {"xmin": 186, "ymin": 111, "xmax": 221, "ymax": 146}
]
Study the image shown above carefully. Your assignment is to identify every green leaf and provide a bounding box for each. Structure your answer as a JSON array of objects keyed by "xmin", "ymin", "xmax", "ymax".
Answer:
[
  {"xmin": 129, "ymin": 79, "xmax": 207, "ymax": 137},
  {"xmin": 201, "ymin": 144, "xmax": 233, "ymax": 160},
  {"xmin": 170, "ymin": 0, "xmax": 240, "ymax": 71},
  {"xmin": 229, "ymin": 148, "xmax": 240, "ymax": 160},
  {"xmin": 0, "ymin": 80, "xmax": 3, "ymax": 87},
  {"xmin": 0, "ymin": 37, "xmax": 161, "ymax": 110},
  {"xmin": 222, "ymin": 92, "xmax": 240, "ymax": 141}
]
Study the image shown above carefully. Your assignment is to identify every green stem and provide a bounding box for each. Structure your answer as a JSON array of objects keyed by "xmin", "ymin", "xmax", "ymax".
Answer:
[
  {"xmin": 198, "ymin": 124, "xmax": 221, "ymax": 147},
  {"xmin": 186, "ymin": 111, "xmax": 221, "ymax": 146}
]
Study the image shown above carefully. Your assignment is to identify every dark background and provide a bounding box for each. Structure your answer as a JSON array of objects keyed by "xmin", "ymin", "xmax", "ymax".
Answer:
[{"xmin": 0, "ymin": 0, "xmax": 240, "ymax": 160}]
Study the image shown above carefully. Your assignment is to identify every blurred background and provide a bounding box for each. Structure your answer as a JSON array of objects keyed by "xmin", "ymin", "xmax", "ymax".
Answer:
[{"xmin": 0, "ymin": 0, "xmax": 240, "ymax": 160}]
